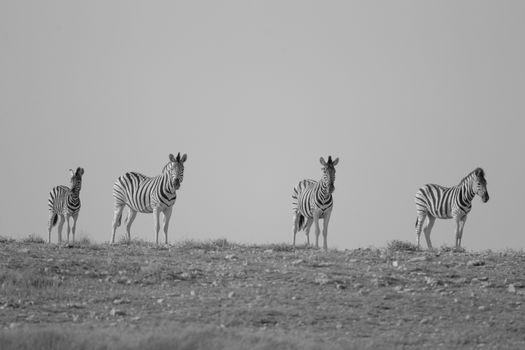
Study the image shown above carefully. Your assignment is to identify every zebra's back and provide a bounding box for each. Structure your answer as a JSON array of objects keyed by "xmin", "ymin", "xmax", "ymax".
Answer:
[
  {"xmin": 415, "ymin": 184, "xmax": 456, "ymax": 219},
  {"xmin": 48, "ymin": 185, "xmax": 71, "ymax": 214},
  {"xmin": 113, "ymin": 172, "xmax": 176, "ymax": 213}
]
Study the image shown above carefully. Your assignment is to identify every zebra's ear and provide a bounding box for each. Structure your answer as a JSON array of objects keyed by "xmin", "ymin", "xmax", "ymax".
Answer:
[
  {"xmin": 180, "ymin": 153, "xmax": 187, "ymax": 163},
  {"xmin": 169, "ymin": 153, "xmax": 176, "ymax": 162},
  {"xmin": 69, "ymin": 169, "xmax": 75, "ymax": 176},
  {"xmin": 475, "ymin": 168, "xmax": 484, "ymax": 178},
  {"xmin": 320, "ymin": 157, "xmax": 327, "ymax": 166},
  {"xmin": 332, "ymin": 158, "xmax": 339, "ymax": 166}
]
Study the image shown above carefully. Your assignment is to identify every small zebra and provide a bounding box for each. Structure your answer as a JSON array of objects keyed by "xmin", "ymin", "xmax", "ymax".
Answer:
[
  {"xmin": 111, "ymin": 153, "xmax": 187, "ymax": 244},
  {"xmin": 292, "ymin": 156, "xmax": 339, "ymax": 250},
  {"xmin": 415, "ymin": 167, "xmax": 489, "ymax": 249},
  {"xmin": 48, "ymin": 167, "xmax": 85, "ymax": 244}
]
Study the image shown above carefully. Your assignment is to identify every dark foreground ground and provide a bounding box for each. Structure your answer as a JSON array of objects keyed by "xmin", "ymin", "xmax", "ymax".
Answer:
[{"xmin": 0, "ymin": 238, "xmax": 524, "ymax": 349}]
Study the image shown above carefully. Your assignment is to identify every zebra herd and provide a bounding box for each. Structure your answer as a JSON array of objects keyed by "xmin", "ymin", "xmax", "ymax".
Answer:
[{"xmin": 47, "ymin": 153, "xmax": 490, "ymax": 250}]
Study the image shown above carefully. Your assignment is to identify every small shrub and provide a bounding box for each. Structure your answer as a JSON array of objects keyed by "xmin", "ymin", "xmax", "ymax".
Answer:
[
  {"xmin": 22, "ymin": 234, "xmax": 45, "ymax": 244},
  {"xmin": 387, "ymin": 240, "xmax": 418, "ymax": 252},
  {"xmin": 177, "ymin": 238, "xmax": 236, "ymax": 251},
  {"xmin": 0, "ymin": 236, "xmax": 14, "ymax": 243},
  {"xmin": 265, "ymin": 243, "xmax": 295, "ymax": 252},
  {"xmin": 0, "ymin": 268, "xmax": 57, "ymax": 290},
  {"xmin": 77, "ymin": 236, "xmax": 92, "ymax": 246},
  {"xmin": 440, "ymin": 245, "xmax": 466, "ymax": 253}
]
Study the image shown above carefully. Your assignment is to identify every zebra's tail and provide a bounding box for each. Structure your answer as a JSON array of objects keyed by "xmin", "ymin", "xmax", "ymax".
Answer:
[
  {"xmin": 50, "ymin": 213, "xmax": 58, "ymax": 227},
  {"xmin": 297, "ymin": 213, "xmax": 306, "ymax": 231}
]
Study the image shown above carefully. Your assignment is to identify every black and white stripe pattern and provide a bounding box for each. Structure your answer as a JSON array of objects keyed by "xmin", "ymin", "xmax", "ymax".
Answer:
[
  {"xmin": 111, "ymin": 153, "xmax": 187, "ymax": 244},
  {"xmin": 415, "ymin": 167, "xmax": 489, "ymax": 249},
  {"xmin": 48, "ymin": 167, "xmax": 84, "ymax": 243},
  {"xmin": 292, "ymin": 156, "xmax": 339, "ymax": 250}
]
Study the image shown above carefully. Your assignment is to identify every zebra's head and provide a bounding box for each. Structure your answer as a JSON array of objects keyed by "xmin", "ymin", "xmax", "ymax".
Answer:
[
  {"xmin": 320, "ymin": 156, "xmax": 339, "ymax": 193},
  {"xmin": 473, "ymin": 168, "xmax": 489, "ymax": 203},
  {"xmin": 69, "ymin": 167, "xmax": 84, "ymax": 193},
  {"xmin": 167, "ymin": 152, "xmax": 187, "ymax": 190}
]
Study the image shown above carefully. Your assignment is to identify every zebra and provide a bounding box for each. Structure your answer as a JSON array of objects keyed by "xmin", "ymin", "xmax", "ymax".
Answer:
[
  {"xmin": 414, "ymin": 167, "xmax": 489, "ymax": 249},
  {"xmin": 292, "ymin": 156, "xmax": 339, "ymax": 250},
  {"xmin": 48, "ymin": 167, "xmax": 84, "ymax": 244},
  {"xmin": 111, "ymin": 152, "xmax": 187, "ymax": 244}
]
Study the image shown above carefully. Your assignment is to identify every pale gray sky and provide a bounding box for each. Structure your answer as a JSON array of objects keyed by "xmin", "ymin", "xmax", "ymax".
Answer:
[{"xmin": 1, "ymin": 1, "xmax": 524, "ymax": 250}]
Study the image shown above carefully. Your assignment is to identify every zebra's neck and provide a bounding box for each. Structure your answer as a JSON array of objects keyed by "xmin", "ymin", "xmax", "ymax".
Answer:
[
  {"xmin": 162, "ymin": 171, "xmax": 177, "ymax": 195},
  {"xmin": 68, "ymin": 187, "xmax": 80, "ymax": 204},
  {"xmin": 457, "ymin": 176, "xmax": 476, "ymax": 204},
  {"xmin": 316, "ymin": 174, "xmax": 332, "ymax": 203}
]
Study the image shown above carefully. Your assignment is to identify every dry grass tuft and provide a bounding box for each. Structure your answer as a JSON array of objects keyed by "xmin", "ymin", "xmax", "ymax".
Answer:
[
  {"xmin": 0, "ymin": 268, "xmax": 58, "ymax": 290},
  {"xmin": 0, "ymin": 235, "xmax": 15, "ymax": 243},
  {"xmin": 176, "ymin": 238, "xmax": 236, "ymax": 251},
  {"xmin": 0, "ymin": 326, "xmax": 339, "ymax": 350},
  {"xmin": 21, "ymin": 234, "xmax": 45, "ymax": 244},
  {"xmin": 386, "ymin": 240, "xmax": 418, "ymax": 252}
]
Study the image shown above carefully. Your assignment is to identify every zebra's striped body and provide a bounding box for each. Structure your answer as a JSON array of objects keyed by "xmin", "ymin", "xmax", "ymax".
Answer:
[
  {"xmin": 48, "ymin": 167, "xmax": 84, "ymax": 243},
  {"xmin": 415, "ymin": 168, "xmax": 489, "ymax": 249},
  {"xmin": 292, "ymin": 156, "xmax": 339, "ymax": 250},
  {"xmin": 111, "ymin": 153, "xmax": 187, "ymax": 244}
]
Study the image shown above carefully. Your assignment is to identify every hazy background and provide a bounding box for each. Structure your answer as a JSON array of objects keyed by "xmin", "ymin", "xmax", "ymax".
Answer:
[{"xmin": 1, "ymin": 1, "xmax": 523, "ymax": 250}]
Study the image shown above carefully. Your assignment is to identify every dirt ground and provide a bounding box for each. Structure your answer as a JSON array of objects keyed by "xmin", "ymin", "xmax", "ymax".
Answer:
[{"xmin": 1, "ymin": 239, "xmax": 525, "ymax": 349}]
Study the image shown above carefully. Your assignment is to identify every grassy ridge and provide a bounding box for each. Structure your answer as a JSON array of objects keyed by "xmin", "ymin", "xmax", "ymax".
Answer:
[{"xmin": 1, "ymin": 237, "xmax": 525, "ymax": 349}]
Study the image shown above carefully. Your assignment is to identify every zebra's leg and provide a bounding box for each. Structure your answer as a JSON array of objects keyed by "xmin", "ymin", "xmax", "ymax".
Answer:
[
  {"xmin": 455, "ymin": 215, "xmax": 467, "ymax": 248},
  {"xmin": 162, "ymin": 206, "xmax": 173, "ymax": 245},
  {"xmin": 313, "ymin": 211, "xmax": 321, "ymax": 249},
  {"xmin": 71, "ymin": 213, "xmax": 79, "ymax": 243},
  {"xmin": 292, "ymin": 211, "xmax": 302, "ymax": 247},
  {"xmin": 153, "ymin": 208, "xmax": 161, "ymax": 245},
  {"xmin": 322, "ymin": 209, "xmax": 332, "ymax": 251},
  {"xmin": 292, "ymin": 212, "xmax": 298, "ymax": 247},
  {"xmin": 111, "ymin": 205, "xmax": 125, "ymax": 244},
  {"xmin": 415, "ymin": 214, "xmax": 426, "ymax": 249},
  {"xmin": 304, "ymin": 218, "xmax": 313, "ymax": 246},
  {"xmin": 57, "ymin": 215, "xmax": 65, "ymax": 244},
  {"xmin": 423, "ymin": 216, "xmax": 436, "ymax": 249},
  {"xmin": 48, "ymin": 212, "xmax": 56, "ymax": 244},
  {"xmin": 65, "ymin": 214, "xmax": 71, "ymax": 243},
  {"xmin": 125, "ymin": 208, "xmax": 137, "ymax": 242}
]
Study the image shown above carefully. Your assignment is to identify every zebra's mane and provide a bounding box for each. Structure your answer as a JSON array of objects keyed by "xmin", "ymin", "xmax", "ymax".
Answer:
[
  {"xmin": 162, "ymin": 162, "xmax": 174, "ymax": 173},
  {"xmin": 460, "ymin": 168, "xmax": 486, "ymax": 186}
]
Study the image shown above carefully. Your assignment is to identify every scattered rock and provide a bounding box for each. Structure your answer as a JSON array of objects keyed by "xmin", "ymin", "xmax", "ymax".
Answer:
[
  {"xmin": 508, "ymin": 284, "xmax": 517, "ymax": 293},
  {"xmin": 228, "ymin": 291, "xmax": 235, "ymax": 298},
  {"xmin": 467, "ymin": 260, "xmax": 485, "ymax": 267},
  {"xmin": 472, "ymin": 276, "xmax": 489, "ymax": 282},
  {"xmin": 408, "ymin": 256, "xmax": 428, "ymax": 262},
  {"xmin": 113, "ymin": 298, "xmax": 130, "ymax": 305},
  {"xmin": 314, "ymin": 273, "xmax": 330, "ymax": 285},
  {"xmin": 291, "ymin": 259, "xmax": 304, "ymax": 265},
  {"xmin": 109, "ymin": 308, "xmax": 126, "ymax": 317}
]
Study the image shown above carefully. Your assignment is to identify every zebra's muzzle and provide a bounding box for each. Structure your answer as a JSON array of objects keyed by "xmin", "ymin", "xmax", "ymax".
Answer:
[{"xmin": 482, "ymin": 193, "xmax": 489, "ymax": 202}]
